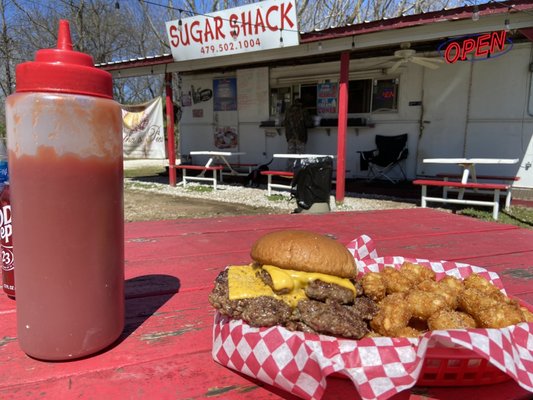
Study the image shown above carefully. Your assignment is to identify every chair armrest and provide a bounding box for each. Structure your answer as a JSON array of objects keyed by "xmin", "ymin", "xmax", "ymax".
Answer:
[
  {"xmin": 357, "ymin": 149, "xmax": 377, "ymax": 161},
  {"xmin": 397, "ymin": 147, "xmax": 409, "ymax": 160}
]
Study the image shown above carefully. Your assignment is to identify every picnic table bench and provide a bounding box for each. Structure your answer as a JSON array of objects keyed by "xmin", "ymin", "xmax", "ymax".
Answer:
[
  {"xmin": 175, "ymin": 164, "xmax": 223, "ymax": 189},
  {"xmin": 215, "ymin": 162, "xmax": 258, "ymax": 181},
  {"xmin": 436, "ymin": 174, "xmax": 519, "ymax": 210},
  {"xmin": 417, "ymin": 158, "xmax": 521, "ymax": 219},
  {"xmin": 260, "ymin": 170, "xmax": 294, "ymax": 195},
  {"xmin": 260, "ymin": 167, "xmax": 346, "ymax": 196},
  {"xmin": 413, "ymin": 179, "xmax": 511, "ymax": 220}
]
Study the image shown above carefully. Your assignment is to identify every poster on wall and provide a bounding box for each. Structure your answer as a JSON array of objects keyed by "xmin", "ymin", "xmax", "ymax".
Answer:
[
  {"xmin": 122, "ymin": 97, "xmax": 165, "ymax": 159},
  {"xmin": 214, "ymin": 78, "xmax": 237, "ymax": 111},
  {"xmin": 214, "ymin": 126, "xmax": 238, "ymax": 149},
  {"xmin": 180, "ymin": 84, "xmax": 213, "ymax": 107},
  {"xmin": 317, "ymin": 83, "xmax": 338, "ymax": 115}
]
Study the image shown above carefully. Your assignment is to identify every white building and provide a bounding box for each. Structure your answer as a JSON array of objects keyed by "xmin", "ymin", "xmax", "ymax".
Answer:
[{"xmin": 100, "ymin": 0, "xmax": 533, "ymax": 193}]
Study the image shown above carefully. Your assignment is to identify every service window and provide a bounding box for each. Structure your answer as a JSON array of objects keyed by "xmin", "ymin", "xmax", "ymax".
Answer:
[
  {"xmin": 270, "ymin": 86, "xmax": 292, "ymax": 116},
  {"xmin": 348, "ymin": 79, "xmax": 372, "ymax": 113},
  {"xmin": 300, "ymin": 84, "xmax": 317, "ymax": 116},
  {"xmin": 372, "ymin": 79, "xmax": 399, "ymax": 111}
]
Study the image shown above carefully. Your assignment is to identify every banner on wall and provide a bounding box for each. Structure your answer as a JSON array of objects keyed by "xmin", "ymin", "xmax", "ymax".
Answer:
[{"xmin": 122, "ymin": 97, "xmax": 166, "ymax": 159}]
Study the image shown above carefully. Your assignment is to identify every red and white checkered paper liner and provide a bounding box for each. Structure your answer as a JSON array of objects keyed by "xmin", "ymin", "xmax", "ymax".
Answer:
[{"xmin": 212, "ymin": 235, "xmax": 533, "ymax": 400}]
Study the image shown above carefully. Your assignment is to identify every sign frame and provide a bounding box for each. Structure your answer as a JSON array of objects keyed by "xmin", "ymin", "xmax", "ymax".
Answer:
[{"xmin": 166, "ymin": 0, "xmax": 299, "ymax": 62}]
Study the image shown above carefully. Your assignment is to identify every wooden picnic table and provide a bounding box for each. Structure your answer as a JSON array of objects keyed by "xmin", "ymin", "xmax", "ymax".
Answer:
[
  {"xmin": 1, "ymin": 208, "xmax": 532, "ymax": 400},
  {"xmin": 422, "ymin": 158, "xmax": 519, "ymax": 189},
  {"xmin": 415, "ymin": 158, "xmax": 521, "ymax": 220},
  {"xmin": 190, "ymin": 150, "xmax": 246, "ymax": 176}
]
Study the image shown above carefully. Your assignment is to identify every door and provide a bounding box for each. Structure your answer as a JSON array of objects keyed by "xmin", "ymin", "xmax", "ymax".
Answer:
[{"xmin": 416, "ymin": 62, "xmax": 471, "ymax": 177}]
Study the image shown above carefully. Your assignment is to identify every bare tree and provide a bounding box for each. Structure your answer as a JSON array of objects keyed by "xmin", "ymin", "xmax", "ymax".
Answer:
[
  {"xmin": 0, "ymin": 0, "xmax": 464, "ymax": 133},
  {"xmin": 0, "ymin": 0, "xmax": 15, "ymax": 99}
]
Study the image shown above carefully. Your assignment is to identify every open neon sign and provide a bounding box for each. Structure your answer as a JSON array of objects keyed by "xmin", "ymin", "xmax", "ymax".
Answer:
[{"xmin": 438, "ymin": 30, "xmax": 513, "ymax": 63}]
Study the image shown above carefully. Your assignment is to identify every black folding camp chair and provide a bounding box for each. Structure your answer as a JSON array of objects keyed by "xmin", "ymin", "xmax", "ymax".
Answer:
[{"xmin": 358, "ymin": 134, "xmax": 408, "ymax": 183}]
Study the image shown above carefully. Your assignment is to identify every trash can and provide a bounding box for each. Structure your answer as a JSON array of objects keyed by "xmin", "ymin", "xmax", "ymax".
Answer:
[{"xmin": 291, "ymin": 157, "xmax": 333, "ymax": 214}]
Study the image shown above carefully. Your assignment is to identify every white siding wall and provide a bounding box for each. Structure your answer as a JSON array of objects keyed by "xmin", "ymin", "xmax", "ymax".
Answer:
[{"xmin": 178, "ymin": 43, "xmax": 533, "ymax": 187}]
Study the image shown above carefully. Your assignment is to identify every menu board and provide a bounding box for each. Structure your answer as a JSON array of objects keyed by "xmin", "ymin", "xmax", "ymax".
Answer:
[
  {"xmin": 317, "ymin": 82, "xmax": 338, "ymax": 115},
  {"xmin": 237, "ymin": 67, "xmax": 269, "ymax": 122}
]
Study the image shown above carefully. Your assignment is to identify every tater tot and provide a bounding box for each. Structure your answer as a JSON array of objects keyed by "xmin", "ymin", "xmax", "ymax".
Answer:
[
  {"xmin": 520, "ymin": 307, "xmax": 533, "ymax": 322},
  {"xmin": 400, "ymin": 262, "xmax": 436, "ymax": 284},
  {"xmin": 428, "ymin": 310, "xmax": 477, "ymax": 330},
  {"xmin": 458, "ymin": 288, "xmax": 502, "ymax": 316},
  {"xmin": 464, "ymin": 274, "xmax": 501, "ymax": 295},
  {"xmin": 370, "ymin": 296, "xmax": 411, "ymax": 336},
  {"xmin": 417, "ymin": 279, "xmax": 439, "ymax": 291},
  {"xmin": 361, "ymin": 272, "xmax": 387, "ymax": 302},
  {"xmin": 378, "ymin": 291, "xmax": 406, "ymax": 305},
  {"xmin": 406, "ymin": 290, "xmax": 449, "ymax": 320},
  {"xmin": 438, "ymin": 275, "xmax": 464, "ymax": 295},
  {"xmin": 475, "ymin": 303, "xmax": 525, "ymax": 328},
  {"xmin": 381, "ymin": 267, "xmax": 414, "ymax": 294},
  {"xmin": 418, "ymin": 279, "xmax": 459, "ymax": 309}
]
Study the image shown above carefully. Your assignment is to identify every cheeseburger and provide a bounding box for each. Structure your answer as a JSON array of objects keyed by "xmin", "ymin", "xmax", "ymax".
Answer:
[{"xmin": 209, "ymin": 230, "xmax": 377, "ymax": 339}]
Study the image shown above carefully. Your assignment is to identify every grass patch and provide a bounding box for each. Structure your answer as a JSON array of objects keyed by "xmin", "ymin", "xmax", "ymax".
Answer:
[
  {"xmin": 267, "ymin": 194, "xmax": 288, "ymax": 202},
  {"xmin": 124, "ymin": 165, "xmax": 165, "ymax": 179},
  {"xmin": 124, "ymin": 180, "xmax": 161, "ymax": 190},
  {"xmin": 185, "ymin": 185, "xmax": 214, "ymax": 193},
  {"xmin": 458, "ymin": 205, "xmax": 533, "ymax": 229}
]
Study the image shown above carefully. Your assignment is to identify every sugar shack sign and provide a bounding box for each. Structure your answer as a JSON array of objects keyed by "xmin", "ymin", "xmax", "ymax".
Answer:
[
  {"xmin": 438, "ymin": 30, "xmax": 513, "ymax": 63},
  {"xmin": 166, "ymin": 0, "xmax": 299, "ymax": 62}
]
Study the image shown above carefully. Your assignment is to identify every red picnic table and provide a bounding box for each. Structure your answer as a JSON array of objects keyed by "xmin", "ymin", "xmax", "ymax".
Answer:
[{"xmin": 0, "ymin": 208, "xmax": 532, "ymax": 400}]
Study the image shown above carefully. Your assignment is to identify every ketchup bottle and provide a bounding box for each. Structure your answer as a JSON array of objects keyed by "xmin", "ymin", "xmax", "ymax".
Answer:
[
  {"xmin": 5, "ymin": 20, "xmax": 124, "ymax": 360},
  {"xmin": 0, "ymin": 157, "xmax": 14, "ymax": 298}
]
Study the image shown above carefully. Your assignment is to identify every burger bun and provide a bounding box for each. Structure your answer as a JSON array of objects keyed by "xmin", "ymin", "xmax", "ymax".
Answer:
[{"xmin": 250, "ymin": 230, "xmax": 356, "ymax": 279}]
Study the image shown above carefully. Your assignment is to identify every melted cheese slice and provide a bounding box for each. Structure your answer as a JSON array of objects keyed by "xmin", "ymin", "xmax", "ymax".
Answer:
[{"xmin": 227, "ymin": 264, "xmax": 356, "ymax": 308}]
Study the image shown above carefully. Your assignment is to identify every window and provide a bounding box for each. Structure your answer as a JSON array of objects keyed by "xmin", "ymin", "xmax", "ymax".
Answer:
[
  {"xmin": 372, "ymin": 79, "xmax": 399, "ymax": 111},
  {"xmin": 348, "ymin": 80, "xmax": 372, "ymax": 113},
  {"xmin": 270, "ymin": 78, "xmax": 399, "ymax": 117},
  {"xmin": 269, "ymin": 87, "xmax": 291, "ymax": 116},
  {"xmin": 300, "ymin": 84, "xmax": 317, "ymax": 116},
  {"xmin": 347, "ymin": 78, "xmax": 399, "ymax": 113}
]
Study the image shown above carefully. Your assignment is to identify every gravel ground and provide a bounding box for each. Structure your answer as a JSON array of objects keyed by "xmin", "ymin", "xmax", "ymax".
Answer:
[
  {"xmin": 125, "ymin": 179, "xmax": 416, "ymax": 213},
  {"xmin": 124, "ymin": 159, "xmax": 416, "ymax": 218}
]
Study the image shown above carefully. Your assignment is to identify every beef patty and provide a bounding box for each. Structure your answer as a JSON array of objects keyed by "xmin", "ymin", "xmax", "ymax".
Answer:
[{"xmin": 209, "ymin": 269, "xmax": 378, "ymax": 339}]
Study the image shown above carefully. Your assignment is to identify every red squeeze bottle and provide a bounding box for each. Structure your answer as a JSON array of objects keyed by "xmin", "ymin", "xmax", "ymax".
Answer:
[
  {"xmin": 0, "ymin": 181, "xmax": 15, "ymax": 298},
  {"xmin": 5, "ymin": 20, "xmax": 124, "ymax": 360}
]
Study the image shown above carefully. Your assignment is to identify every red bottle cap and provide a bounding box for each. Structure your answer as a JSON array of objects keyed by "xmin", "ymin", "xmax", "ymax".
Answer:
[{"xmin": 15, "ymin": 20, "xmax": 113, "ymax": 99}]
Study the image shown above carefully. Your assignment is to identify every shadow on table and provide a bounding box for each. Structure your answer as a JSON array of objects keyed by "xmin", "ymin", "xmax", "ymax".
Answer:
[
  {"xmin": 120, "ymin": 274, "xmax": 181, "ymax": 342},
  {"xmin": 46, "ymin": 275, "xmax": 181, "ymax": 361}
]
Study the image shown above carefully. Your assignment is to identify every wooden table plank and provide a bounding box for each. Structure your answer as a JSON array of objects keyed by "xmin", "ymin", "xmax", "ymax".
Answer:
[
  {"xmin": 0, "ymin": 351, "xmax": 297, "ymax": 400},
  {"xmin": 0, "ymin": 291, "xmax": 215, "ymax": 385},
  {"xmin": 123, "ymin": 214, "xmax": 524, "ymax": 265},
  {"xmin": 124, "ymin": 209, "xmax": 516, "ymax": 240}
]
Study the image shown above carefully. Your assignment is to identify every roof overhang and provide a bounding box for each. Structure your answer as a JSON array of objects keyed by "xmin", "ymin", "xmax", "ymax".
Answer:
[{"xmin": 98, "ymin": 0, "xmax": 533, "ymax": 79}]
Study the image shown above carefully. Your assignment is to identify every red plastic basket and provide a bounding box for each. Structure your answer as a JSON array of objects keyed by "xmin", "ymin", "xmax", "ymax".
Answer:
[
  {"xmin": 417, "ymin": 347, "xmax": 510, "ymax": 386},
  {"xmin": 331, "ymin": 345, "xmax": 511, "ymax": 386}
]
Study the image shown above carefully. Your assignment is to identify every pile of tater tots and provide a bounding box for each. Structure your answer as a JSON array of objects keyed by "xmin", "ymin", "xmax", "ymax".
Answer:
[{"xmin": 361, "ymin": 262, "xmax": 533, "ymax": 337}]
